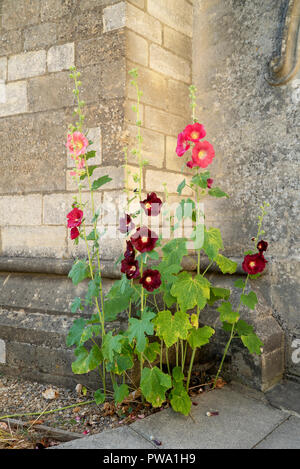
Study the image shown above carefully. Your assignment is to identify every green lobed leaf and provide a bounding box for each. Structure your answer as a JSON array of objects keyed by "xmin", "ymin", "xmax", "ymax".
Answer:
[
  {"xmin": 154, "ymin": 310, "xmax": 192, "ymax": 348},
  {"xmin": 85, "ymin": 150, "xmax": 96, "ymax": 160},
  {"xmin": 80, "ymin": 165, "xmax": 97, "ymax": 180},
  {"xmin": 235, "ymin": 319, "xmax": 254, "ymax": 336},
  {"xmin": 215, "ymin": 254, "xmax": 237, "ymax": 274},
  {"xmin": 104, "ymin": 278, "xmax": 135, "ymax": 322},
  {"xmin": 207, "ymin": 287, "xmax": 231, "ymax": 306},
  {"xmin": 234, "ymin": 279, "xmax": 246, "ymax": 289},
  {"xmin": 72, "ymin": 345, "xmax": 102, "ymax": 374},
  {"xmin": 241, "ymin": 333, "xmax": 263, "ymax": 355},
  {"xmin": 91, "ymin": 175, "xmax": 112, "ymax": 191},
  {"xmin": 177, "ymin": 179, "xmax": 186, "ymax": 195},
  {"xmin": 170, "ymin": 272, "xmax": 211, "ymax": 312},
  {"xmin": 202, "ymin": 227, "xmax": 224, "ymax": 261},
  {"xmin": 101, "ymin": 332, "xmax": 123, "ymax": 362},
  {"xmin": 241, "ymin": 291, "xmax": 258, "ymax": 310},
  {"xmin": 191, "ymin": 171, "xmax": 210, "ymax": 189},
  {"xmin": 94, "ymin": 389, "xmax": 105, "ymax": 405},
  {"xmin": 143, "ymin": 341, "xmax": 161, "ymax": 363},
  {"xmin": 68, "ymin": 260, "xmax": 90, "ymax": 286},
  {"xmin": 113, "ymin": 383, "xmax": 129, "ymax": 405},
  {"xmin": 140, "ymin": 367, "xmax": 172, "ymax": 408},
  {"xmin": 71, "ymin": 297, "xmax": 82, "ymax": 314},
  {"xmin": 66, "ymin": 318, "xmax": 86, "ymax": 347},
  {"xmin": 126, "ymin": 310, "xmax": 156, "ymax": 353},
  {"xmin": 187, "ymin": 326, "xmax": 215, "ymax": 349},
  {"xmin": 208, "ymin": 187, "xmax": 229, "ymax": 198},
  {"xmin": 217, "ymin": 302, "xmax": 240, "ymax": 324}
]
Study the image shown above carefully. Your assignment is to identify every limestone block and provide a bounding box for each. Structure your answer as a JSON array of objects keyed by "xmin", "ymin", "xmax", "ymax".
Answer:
[
  {"xmin": 0, "ymin": 195, "xmax": 42, "ymax": 226},
  {"xmin": 0, "ymin": 81, "xmax": 27, "ymax": 118},
  {"xmin": 47, "ymin": 43, "xmax": 75, "ymax": 73},
  {"xmin": 24, "ymin": 23, "xmax": 57, "ymax": 51},
  {"xmin": 103, "ymin": 2, "xmax": 126, "ymax": 32},
  {"xmin": 147, "ymin": 0, "xmax": 193, "ymax": 37},
  {"xmin": 127, "ymin": 3, "xmax": 162, "ymax": 44},
  {"xmin": 8, "ymin": 50, "xmax": 46, "ymax": 81},
  {"xmin": 150, "ymin": 44, "xmax": 191, "ymax": 83}
]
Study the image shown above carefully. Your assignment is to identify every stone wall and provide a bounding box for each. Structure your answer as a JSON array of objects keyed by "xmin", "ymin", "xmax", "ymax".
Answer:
[{"xmin": 193, "ymin": 0, "xmax": 300, "ymax": 383}]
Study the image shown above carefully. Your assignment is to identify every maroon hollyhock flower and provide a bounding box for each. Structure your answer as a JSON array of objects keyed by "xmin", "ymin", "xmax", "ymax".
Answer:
[
  {"xmin": 242, "ymin": 253, "xmax": 267, "ymax": 275},
  {"xmin": 119, "ymin": 214, "xmax": 135, "ymax": 234},
  {"xmin": 67, "ymin": 207, "xmax": 83, "ymax": 228},
  {"xmin": 207, "ymin": 178, "xmax": 214, "ymax": 189},
  {"xmin": 130, "ymin": 227, "xmax": 158, "ymax": 253},
  {"xmin": 140, "ymin": 269, "xmax": 161, "ymax": 292},
  {"xmin": 124, "ymin": 240, "xmax": 135, "ymax": 260},
  {"xmin": 140, "ymin": 193, "xmax": 163, "ymax": 216},
  {"xmin": 70, "ymin": 227, "xmax": 80, "ymax": 240},
  {"xmin": 121, "ymin": 258, "xmax": 140, "ymax": 279},
  {"xmin": 257, "ymin": 240, "xmax": 268, "ymax": 253}
]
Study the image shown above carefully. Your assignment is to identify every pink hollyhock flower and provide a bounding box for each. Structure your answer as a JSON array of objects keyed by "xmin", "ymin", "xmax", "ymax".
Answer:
[
  {"xmin": 67, "ymin": 207, "xmax": 83, "ymax": 229},
  {"xmin": 140, "ymin": 193, "xmax": 163, "ymax": 216},
  {"xmin": 67, "ymin": 132, "xmax": 89, "ymax": 157},
  {"xmin": 121, "ymin": 258, "xmax": 140, "ymax": 280},
  {"xmin": 139, "ymin": 269, "xmax": 161, "ymax": 292},
  {"xmin": 119, "ymin": 214, "xmax": 135, "ymax": 234},
  {"xmin": 176, "ymin": 132, "xmax": 190, "ymax": 157},
  {"xmin": 184, "ymin": 123, "xmax": 206, "ymax": 142},
  {"xmin": 242, "ymin": 253, "xmax": 267, "ymax": 275},
  {"xmin": 187, "ymin": 141, "xmax": 215, "ymax": 169},
  {"xmin": 207, "ymin": 178, "xmax": 214, "ymax": 189},
  {"xmin": 131, "ymin": 227, "xmax": 158, "ymax": 253},
  {"xmin": 70, "ymin": 227, "xmax": 80, "ymax": 240}
]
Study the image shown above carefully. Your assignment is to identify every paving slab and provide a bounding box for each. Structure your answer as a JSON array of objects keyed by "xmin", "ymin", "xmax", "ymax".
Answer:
[
  {"xmin": 53, "ymin": 385, "xmax": 288, "ymax": 449},
  {"xmin": 130, "ymin": 386, "xmax": 287, "ymax": 449},
  {"xmin": 53, "ymin": 426, "xmax": 156, "ymax": 449},
  {"xmin": 255, "ymin": 416, "xmax": 300, "ymax": 449},
  {"xmin": 266, "ymin": 380, "xmax": 300, "ymax": 416}
]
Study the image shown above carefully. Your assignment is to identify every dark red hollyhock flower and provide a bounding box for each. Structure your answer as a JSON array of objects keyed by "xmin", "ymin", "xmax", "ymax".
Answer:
[
  {"xmin": 121, "ymin": 258, "xmax": 140, "ymax": 280},
  {"xmin": 207, "ymin": 178, "xmax": 214, "ymax": 189},
  {"xmin": 140, "ymin": 269, "xmax": 161, "ymax": 292},
  {"xmin": 242, "ymin": 253, "xmax": 267, "ymax": 275},
  {"xmin": 257, "ymin": 240, "xmax": 268, "ymax": 253},
  {"xmin": 140, "ymin": 192, "xmax": 163, "ymax": 216},
  {"xmin": 131, "ymin": 227, "xmax": 158, "ymax": 253},
  {"xmin": 70, "ymin": 227, "xmax": 80, "ymax": 240},
  {"xmin": 119, "ymin": 214, "xmax": 135, "ymax": 234},
  {"xmin": 124, "ymin": 240, "xmax": 135, "ymax": 260},
  {"xmin": 67, "ymin": 207, "xmax": 83, "ymax": 229}
]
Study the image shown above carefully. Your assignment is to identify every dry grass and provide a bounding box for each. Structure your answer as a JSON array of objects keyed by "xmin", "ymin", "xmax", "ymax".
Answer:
[{"xmin": 0, "ymin": 426, "xmax": 33, "ymax": 450}]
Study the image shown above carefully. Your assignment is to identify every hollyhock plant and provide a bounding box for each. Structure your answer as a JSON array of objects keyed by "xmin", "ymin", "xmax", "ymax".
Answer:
[
  {"xmin": 257, "ymin": 240, "xmax": 268, "ymax": 252},
  {"xmin": 184, "ymin": 123, "xmax": 206, "ymax": 142},
  {"xmin": 242, "ymin": 253, "xmax": 268, "ymax": 275},
  {"xmin": 119, "ymin": 214, "xmax": 135, "ymax": 234},
  {"xmin": 121, "ymin": 258, "xmax": 140, "ymax": 280},
  {"xmin": 67, "ymin": 131, "xmax": 89, "ymax": 157},
  {"xmin": 140, "ymin": 193, "xmax": 163, "ymax": 216},
  {"xmin": 130, "ymin": 227, "xmax": 158, "ymax": 253},
  {"xmin": 187, "ymin": 141, "xmax": 215, "ymax": 169},
  {"xmin": 67, "ymin": 207, "xmax": 83, "ymax": 229},
  {"xmin": 176, "ymin": 132, "xmax": 190, "ymax": 157},
  {"xmin": 139, "ymin": 269, "xmax": 161, "ymax": 292}
]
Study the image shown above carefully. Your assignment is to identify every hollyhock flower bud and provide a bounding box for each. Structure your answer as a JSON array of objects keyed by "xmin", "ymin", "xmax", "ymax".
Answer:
[
  {"xmin": 176, "ymin": 132, "xmax": 190, "ymax": 157},
  {"xmin": 139, "ymin": 269, "xmax": 161, "ymax": 292},
  {"xmin": 121, "ymin": 258, "xmax": 140, "ymax": 280},
  {"xmin": 67, "ymin": 207, "xmax": 83, "ymax": 228},
  {"xmin": 131, "ymin": 227, "xmax": 158, "ymax": 253},
  {"xmin": 257, "ymin": 240, "xmax": 268, "ymax": 253},
  {"xmin": 242, "ymin": 253, "xmax": 267, "ymax": 275},
  {"xmin": 119, "ymin": 214, "xmax": 135, "ymax": 234},
  {"xmin": 124, "ymin": 240, "xmax": 135, "ymax": 260},
  {"xmin": 183, "ymin": 123, "xmax": 206, "ymax": 142},
  {"xmin": 67, "ymin": 132, "xmax": 89, "ymax": 157},
  {"xmin": 140, "ymin": 193, "xmax": 163, "ymax": 216},
  {"xmin": 70, "ymin": 227, "xmax": 80, "ymax": 240},
  {"xmin": 187, "ymin": 141, "xmax": 215, "ymax": 169},
  {"xmin": 207, "ymin": 178, "xmax": 214, "ymax": 189}
]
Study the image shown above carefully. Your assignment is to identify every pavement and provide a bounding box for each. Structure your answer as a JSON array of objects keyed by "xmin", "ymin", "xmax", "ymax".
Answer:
[{"xmin": 53, "ymin": 381, "xmax": 300, "ymax": 450}]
